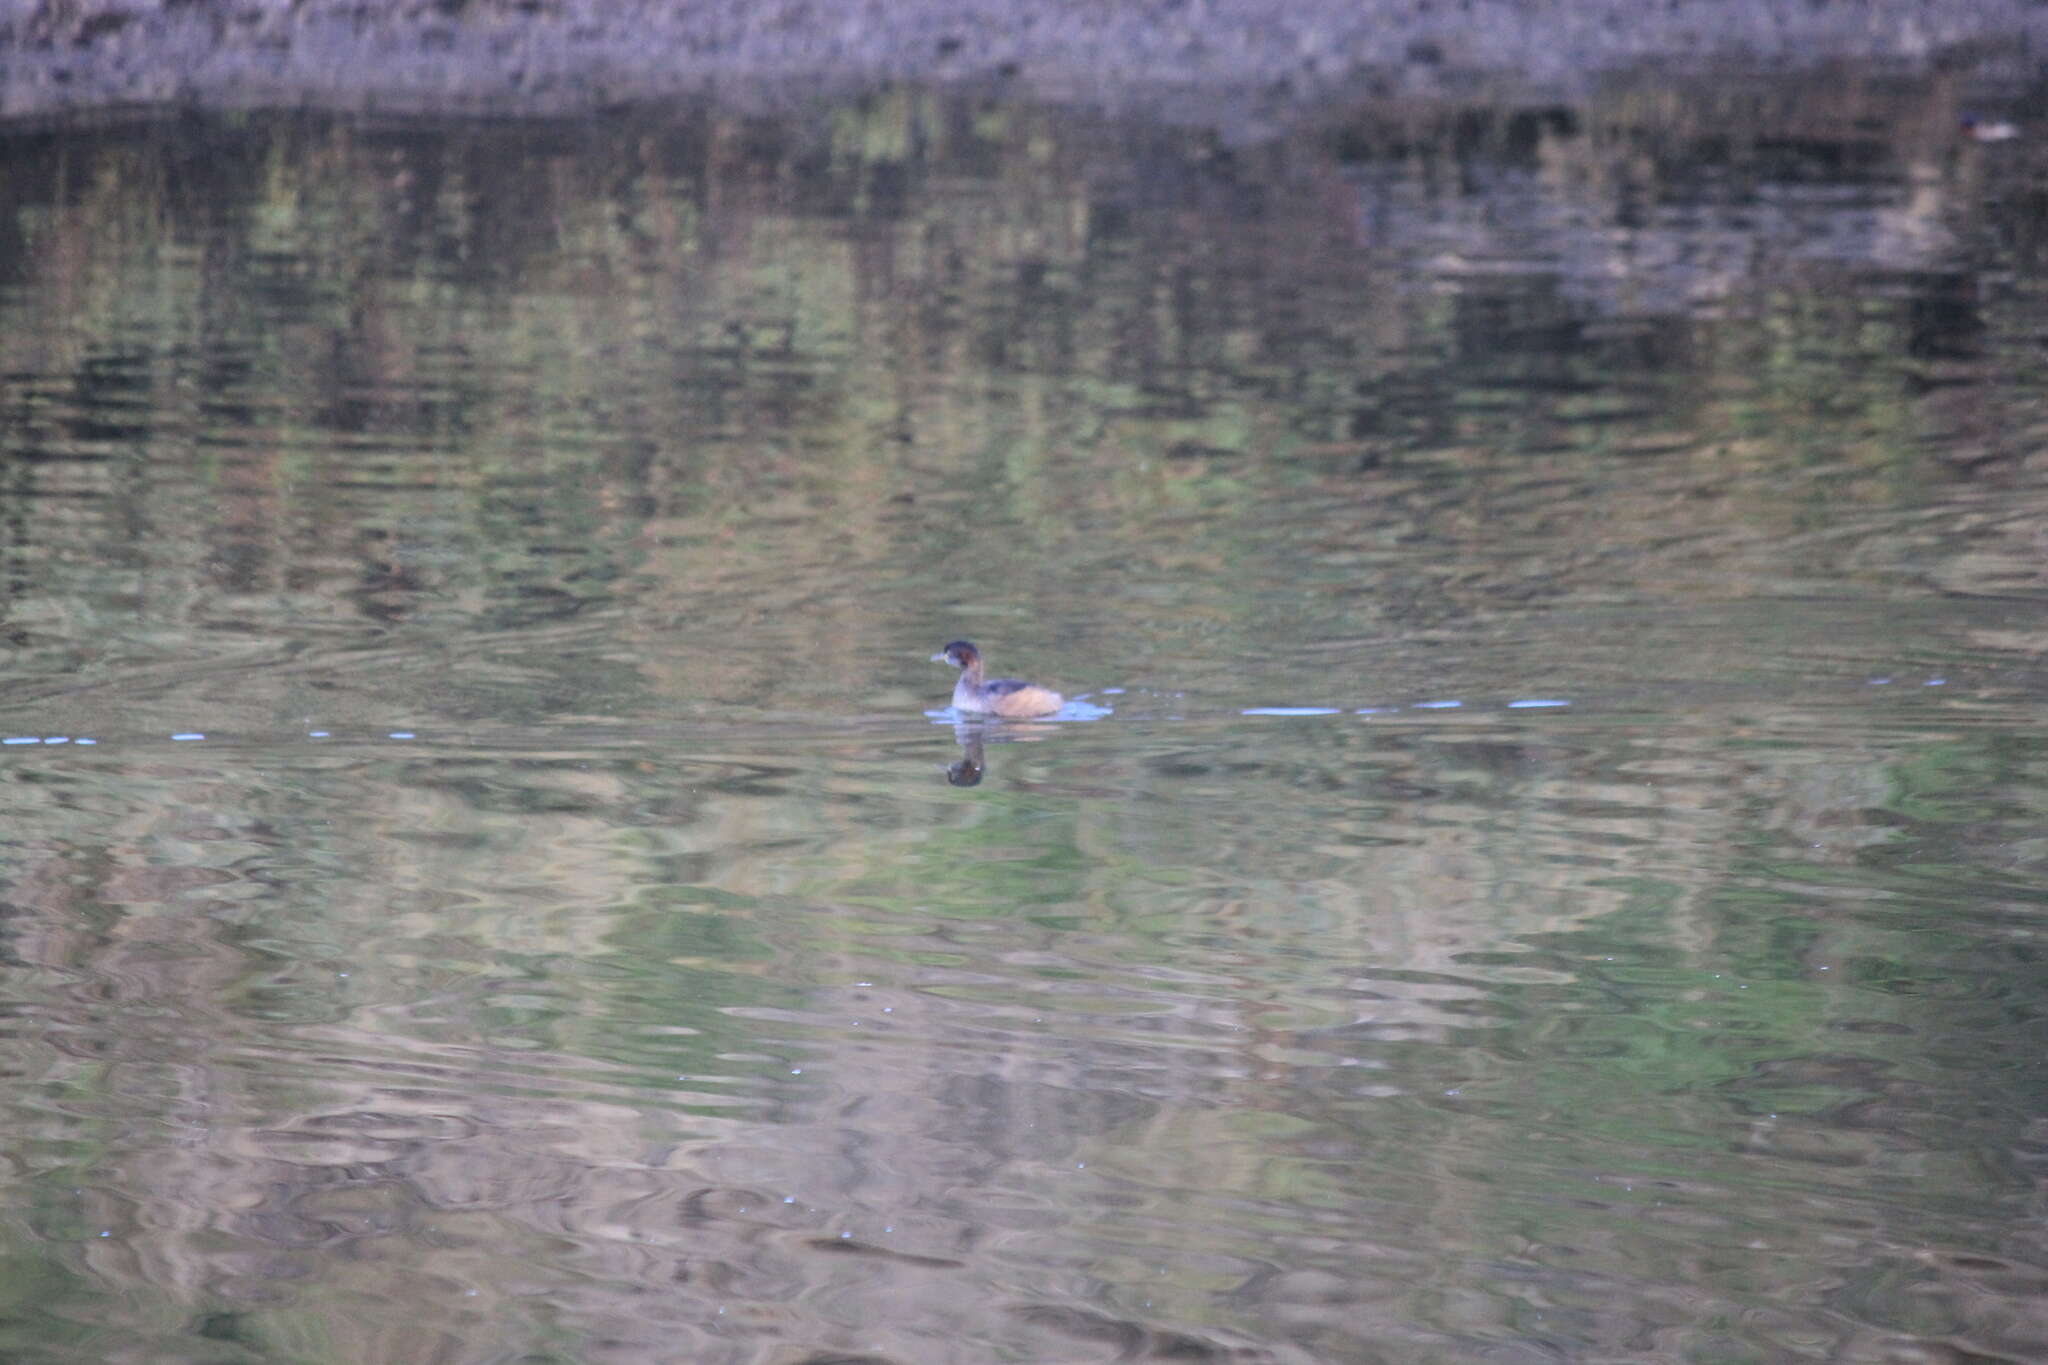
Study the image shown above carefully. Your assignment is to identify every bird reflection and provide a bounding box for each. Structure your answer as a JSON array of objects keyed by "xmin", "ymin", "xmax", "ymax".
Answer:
[
  {"xmin": 942, "ymin": 719, "xmax": 1058, "ymax": 787},
  {"xmin": 946, "ymin": 728, "xmax": 986, "ymax": 786}
]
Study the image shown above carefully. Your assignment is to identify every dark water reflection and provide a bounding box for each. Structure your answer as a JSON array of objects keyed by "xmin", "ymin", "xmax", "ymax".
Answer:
[{"xmin": 0, "ymin": 80, "xmax": 2047, "ymax": 1362}]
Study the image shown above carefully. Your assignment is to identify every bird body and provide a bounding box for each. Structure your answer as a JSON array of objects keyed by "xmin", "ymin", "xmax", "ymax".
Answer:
[{"xmin": 931, "ymin": 641, "xmax": 1063, "ymax": 718}]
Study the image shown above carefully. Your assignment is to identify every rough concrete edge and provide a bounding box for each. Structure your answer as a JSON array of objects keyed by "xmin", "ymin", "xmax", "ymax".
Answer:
[{"xmin": 0, "ymin": 4, "xmax": 2041, "ymax": 137}]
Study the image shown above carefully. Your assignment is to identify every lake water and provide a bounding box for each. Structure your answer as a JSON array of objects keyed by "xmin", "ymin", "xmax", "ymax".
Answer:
[{"xmin": 1, "ymin": 83, "xmax": 2046, "ymax": 1363}]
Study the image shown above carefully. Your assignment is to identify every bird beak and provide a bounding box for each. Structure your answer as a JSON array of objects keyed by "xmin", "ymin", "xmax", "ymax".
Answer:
[{"xmin": 930, "ymin": 652, "xmax": 948, "ymax": 664}]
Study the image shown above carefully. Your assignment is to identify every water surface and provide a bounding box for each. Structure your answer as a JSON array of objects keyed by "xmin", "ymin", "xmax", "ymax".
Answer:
[{"xmin": 0, "ymin": 84, "xmax": 2046, "ymax": 1363}]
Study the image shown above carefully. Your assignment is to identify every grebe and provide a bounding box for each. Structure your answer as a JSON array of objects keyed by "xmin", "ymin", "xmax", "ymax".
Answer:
[{"xmin": 930, "ymin": 641, "xmax": 1063, "ymax": 718}]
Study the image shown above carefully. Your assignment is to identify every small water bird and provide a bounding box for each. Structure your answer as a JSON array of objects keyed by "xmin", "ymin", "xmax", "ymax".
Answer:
[
  {"xmin": 1962, "ymin": 115, "xmax": 2020, "ymax": 142},
  {"xmin": 931, "ymin": 640, "xmax": 1063, "ymax": 718}
]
